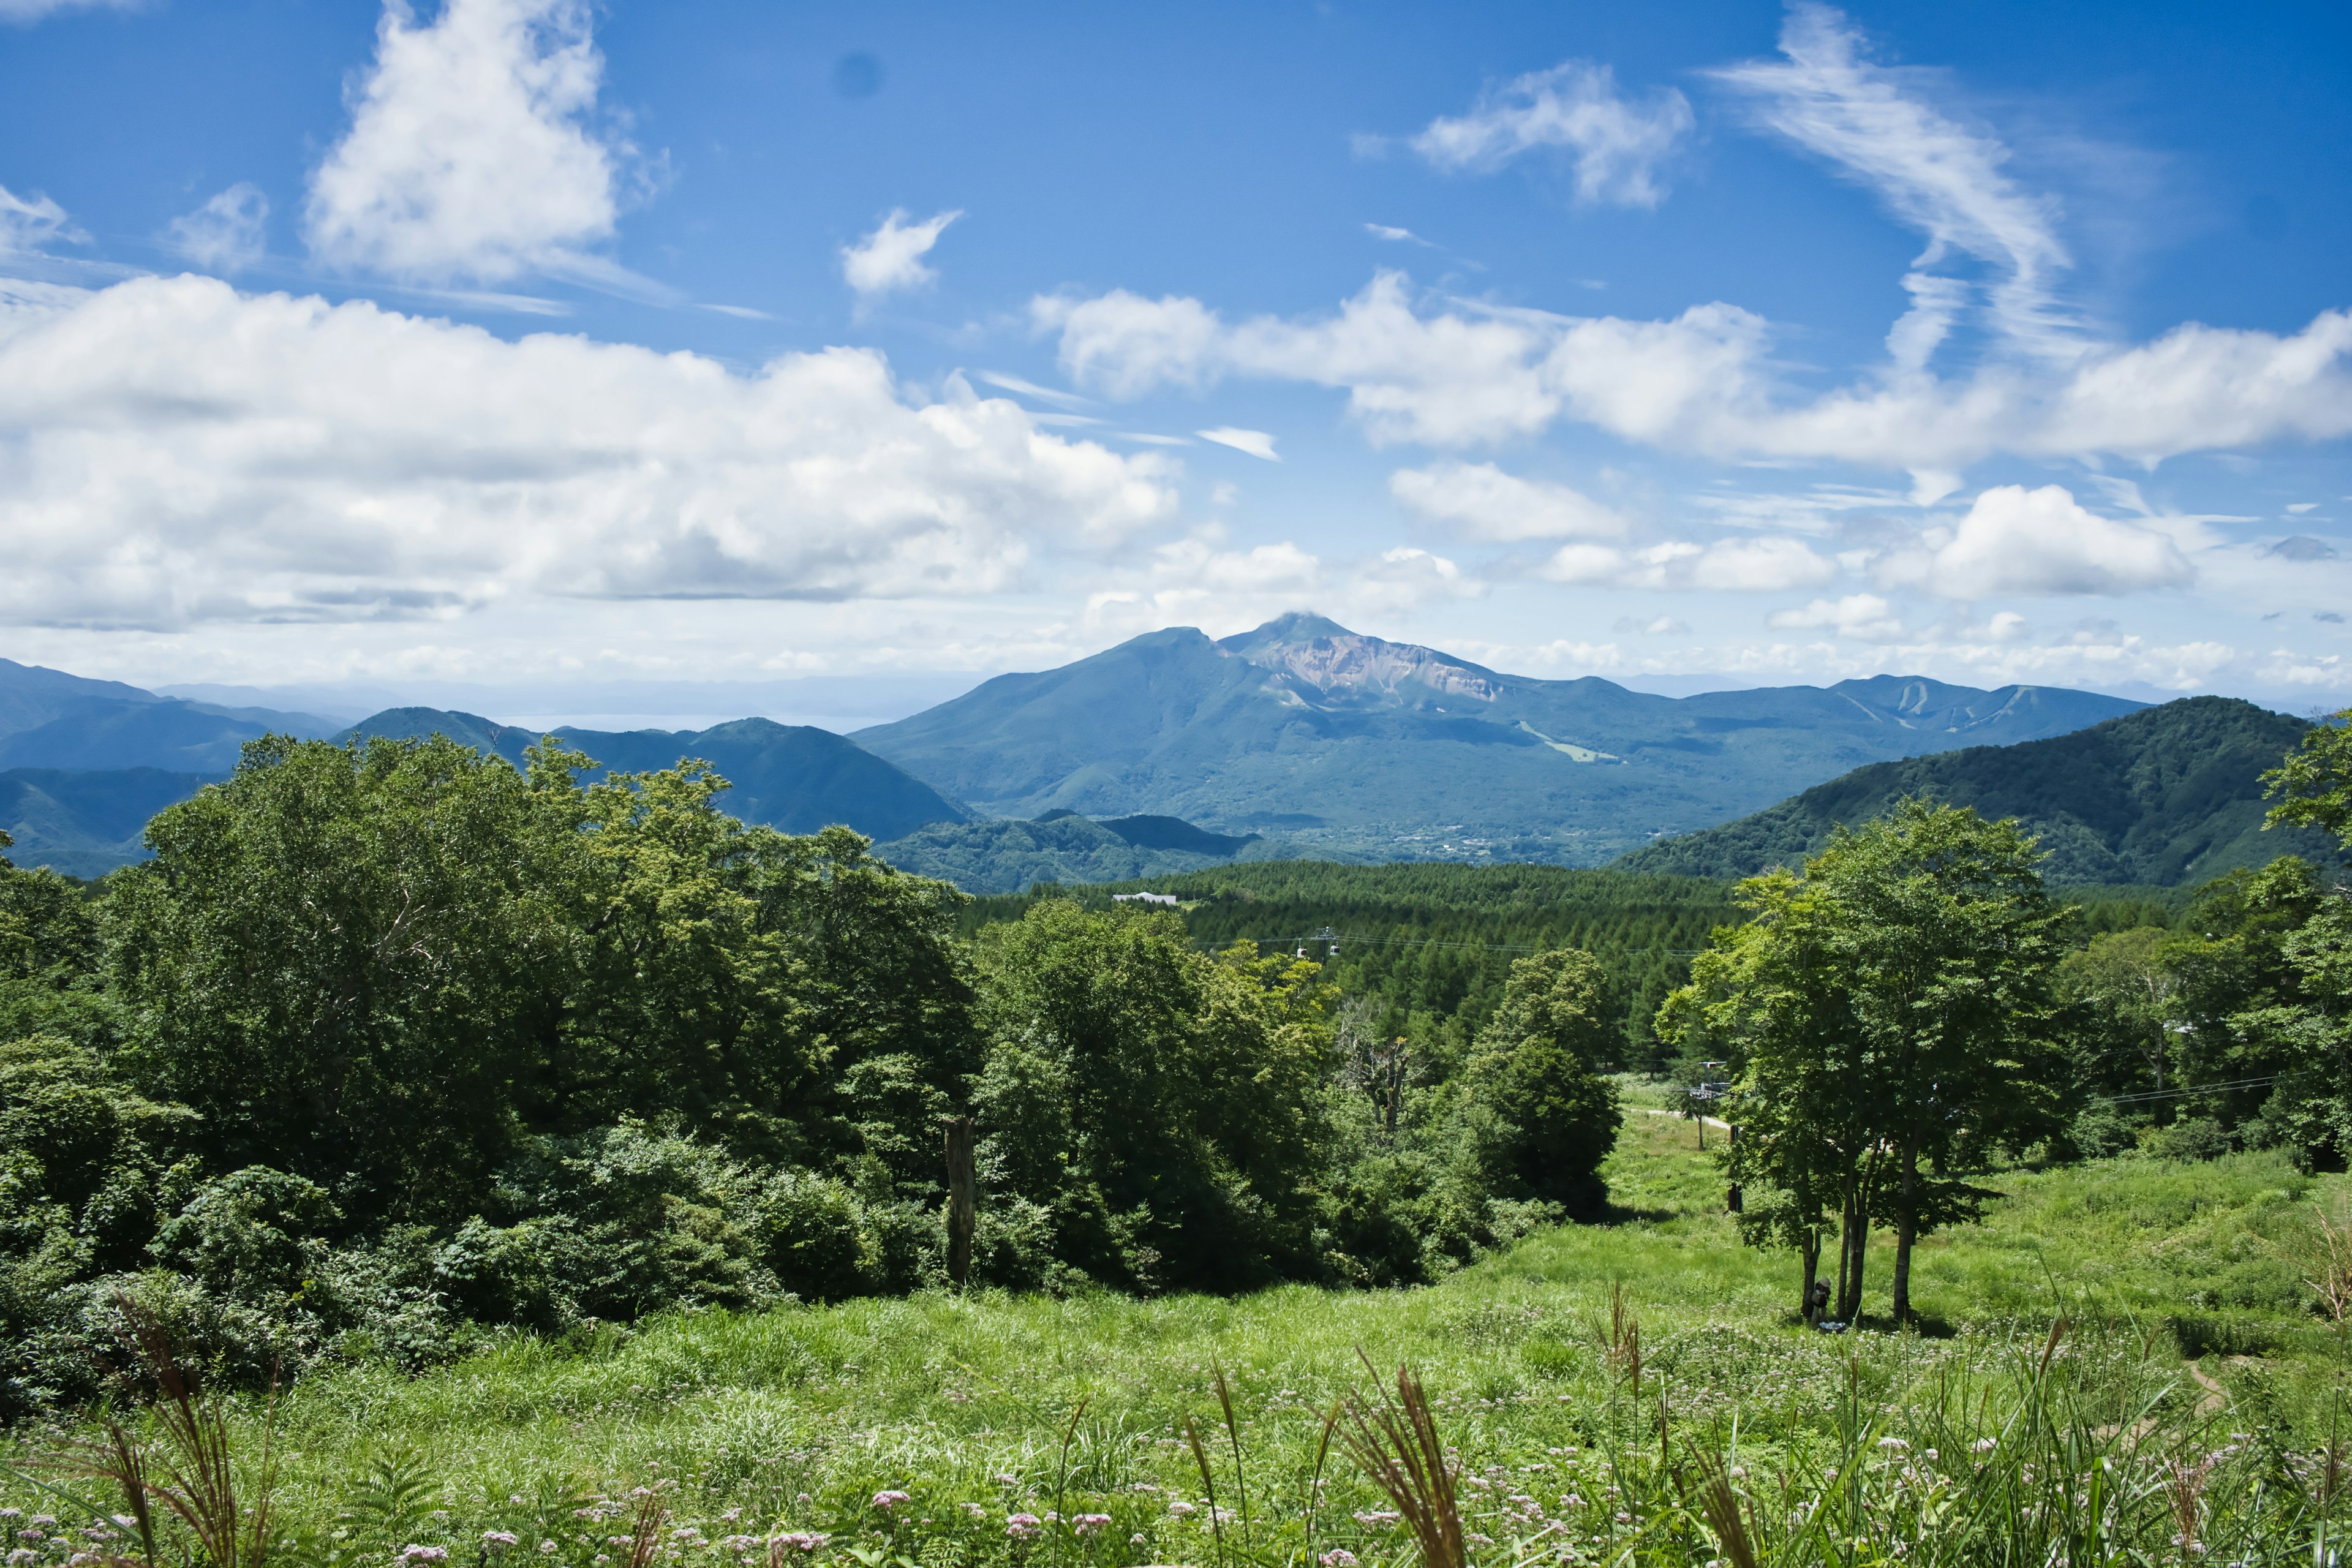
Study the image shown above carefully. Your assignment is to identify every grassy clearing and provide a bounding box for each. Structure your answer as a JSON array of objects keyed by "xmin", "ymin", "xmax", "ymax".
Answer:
[{"xmin": 12, "ymin": 1108, "xmax": 2352, "ymax": 1566}]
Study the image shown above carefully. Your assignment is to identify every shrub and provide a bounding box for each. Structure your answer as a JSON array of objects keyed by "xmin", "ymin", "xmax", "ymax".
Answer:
[{"xmin": 2148, "ymin": 1116, "xmax": 2233, "ymax": 1162}]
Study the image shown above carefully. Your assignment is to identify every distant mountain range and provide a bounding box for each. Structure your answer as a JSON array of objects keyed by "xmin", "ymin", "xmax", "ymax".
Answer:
[
  {"xmin": 337, "ymin": 709, "xmax": 967, "ymax": 842},
  {"xmin": 1613, "ymin": 696, "xmax": 2340, "ymax": 886},
  {"xmin": 853, "ymin": 612, "xmax": 2144, "ymax": 865},
  {"xmin": 4, "ymin": 625, "xmax": 2282, "ymax": 893}
]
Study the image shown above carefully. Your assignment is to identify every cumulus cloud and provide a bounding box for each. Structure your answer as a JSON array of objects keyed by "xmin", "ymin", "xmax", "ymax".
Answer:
[
  {"xmin": 1768, "ymin": 593, "xmax": 1906, "ymax": 641},
  {"xmin": 1714, "ymin": 4, "xmax": 2078, "ymax": 361},
  {"xmin": 166, "ymin": 184, "xmax": 269, "ymax": 273},
  {"xmin": 1036, "ymin": 271, "xmax": 2352, "ymax": 469},
  {"xmin": 0, "ymin": 274, "xmax": 1179, "ymax": 629},
  {"xmin": 1195, "ymin": 426, "xmax": 1278, "ymax": 461},
  {"xmin": 1896, "ymin": 484, "xmax": 2196, "ymax": 599},
  {"xmin": 1353, "ymin": 545, "xmax": 1480, "ymax": 612},
  {"xmin": 0, "ymin": 184, "xmax": 81, "ymax": 257},
  {"xmin": 1541, "ymin": 536, "xmax": 1838, "ymax": 592},
  {"xmin": 1389, "ymin": 460, "xmax": 1626, "ymax": 540},
  {"xmin": 1408, "ymin": 61, "xmax": 1693, "ymax": 208},
  {"xmin": 305, "ymin": 0, "xmax": 649, "ymax": 287},
  {"xmin": 842, "ymin": 208, "xmax": 961, "ymax": 300}
]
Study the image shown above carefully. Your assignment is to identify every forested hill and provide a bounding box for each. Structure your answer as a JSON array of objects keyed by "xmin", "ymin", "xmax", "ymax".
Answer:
[
  {"xmin": 342, "ymin": 707, "xmax": 968, "ymax": 843},
  {"xmin": 875, "ymin": 810, "xmax": 1269, "ymax": 892},
  {"xmin": 1612, "ymin": 696, "xmax": 2339, "ymax": 884},
  {"xmin": 968, "ymin": 860, "xmax": 1746, "ymax": 1058}
]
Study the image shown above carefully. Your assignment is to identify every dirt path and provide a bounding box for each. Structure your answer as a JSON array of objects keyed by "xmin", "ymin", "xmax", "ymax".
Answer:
[
  {"xmin": 2188, "ymin": 1363, "xmax": 2229, "ymax": 1415},
  {"xmin": 1632, "ymin": 1106, "xmax": 1731, "ymax": 1132}
]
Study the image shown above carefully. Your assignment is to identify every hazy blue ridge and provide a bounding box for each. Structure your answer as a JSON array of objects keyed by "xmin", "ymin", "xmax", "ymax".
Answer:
[
  {"xmin": 851, "ymin": 612, "xmax": 2145, "ymax": 865},
  {"xmin": 0, "ymin": 767, "xmax": 221, "ymax": 879},
  {"xmin": 337, "ymin": 709, "xmax": 969, "ymax": 843},
  {"xmin": 1611, "ymin": 695, "xmax": 2339, "ymax": 886}
]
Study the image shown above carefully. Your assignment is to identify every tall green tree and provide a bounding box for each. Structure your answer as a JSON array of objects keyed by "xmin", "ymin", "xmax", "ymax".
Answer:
[
  {"xmin": 1659, "ymin": 868, "xmax": 1885, "ymax": 1321},
  {"xmin": 2237, "ymin": 714, "xmax": 2352, "ymax": 1164},
  {"xmin": 1814, "ymin": 800, "xmax": 2071, "ymax": 1324},
  {"xmin": 1463, "ymin": 949, "xmax": 1622, "ymax": 1210},
  {"xmin": 106, "ymin": 734, "xmax": 565, "ymax": 1226},
  {"xmin": 1662, "ymin": 799, "xmax": 2070, "ymax": 1325},
  {"xmin": 973, "ymin": 901, "xmax": 1327, "ymax": 1292},
  {"xmin": 105, "ymin": 734, "xmax": 979, "ymax": 1228},
  {"xmin": 2264, "ymin": 709, "xmax": 2352, "ymax": 842}
]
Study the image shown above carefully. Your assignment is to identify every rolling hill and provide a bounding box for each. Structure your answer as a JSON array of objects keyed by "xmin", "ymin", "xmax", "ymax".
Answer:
[
  {"xmin": 872, "ymin": 811, "xmax": 1272, "ymax": 893},
  {"xmin": 0, "ymin": 660, "xmax": 345, "ymax": 876},
  {"xmin": 853, "ymin": 612, "xmax": 2143, "ymax": 865},
  {"xmin": 1610, "ymin": 695, "xmax": 2338, "ymax": 885},
  {"xmin": 339, "ymin": 709, "xmax": 968, "ymax": 843},
  {"xmin": 0, "ymin": 767, "xmax": 221, "ymax": 880}
]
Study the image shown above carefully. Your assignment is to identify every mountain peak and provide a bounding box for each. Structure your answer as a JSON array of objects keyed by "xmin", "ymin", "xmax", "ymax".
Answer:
[
  {"xmin": 1234, "ymin": 610, "xmax": 1358, "ymax": 646},
  {"xmin": 1216, "ymin": 612, "xmax": 1504, "ymax": 705}
]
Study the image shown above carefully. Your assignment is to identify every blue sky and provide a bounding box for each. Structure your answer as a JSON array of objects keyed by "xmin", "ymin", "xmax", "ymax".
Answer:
[{"xmin": 1, "ymin": 0, "xmax": 2348, "ymax": 722}]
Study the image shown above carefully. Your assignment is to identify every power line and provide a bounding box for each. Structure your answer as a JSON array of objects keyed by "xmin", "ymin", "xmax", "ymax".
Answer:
[{"xmin": 2103, "ymin": 1076, "xmax": 2278, "ymax": 1106}]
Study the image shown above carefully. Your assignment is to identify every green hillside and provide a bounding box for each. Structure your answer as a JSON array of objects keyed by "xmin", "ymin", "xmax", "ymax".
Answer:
[
  {"xmin": 873, "ymin": 810, "xmax": 1270, "ymax": 892},
  {"xmin": 0, "ymin": 766, "xmax": 219, "ymax": 879},
  {"xmin": 855, "ymin": 612, "xmax": 2141, "ymax": 865},
  {"xmin": 1613, "ymin": 695, "xmax": 2339, "ymax": 884}
]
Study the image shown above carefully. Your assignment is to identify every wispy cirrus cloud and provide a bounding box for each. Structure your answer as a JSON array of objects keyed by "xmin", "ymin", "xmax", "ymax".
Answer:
[
  {"xmin": 0, "ymin": 183, "xmax": 82, "ymax": 258},
  {"xmin": 1711, "ymin": 4, "xmax": 2081, "ymax": 363},
  {"xmin": 165, "ymin": 184, "xmax": 269, "ymax": 273},
  {"xmin": 1402, "ymin": 60, "xmax": 1693, "ymax": 208},
  {"xmin": 842, "ymin": 208, "xmax": 962, "ymax": 301}
]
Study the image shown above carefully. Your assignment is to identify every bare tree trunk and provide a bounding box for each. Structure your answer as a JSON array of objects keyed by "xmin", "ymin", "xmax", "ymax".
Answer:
[
  {"xmin": 1834, "ymin": 1195, "xmax": 1855, "ymax": 1320},
  {"xmin": 943, "ymin": 1117, "xmax": 975, "ymax": 1289},
  {"xmin": 1839, "ymin": 1196, "xmax": 1869, "ymax": 1322},
  {"xmin": 1800, "ymin": 1226, "xmax": 1820, "ymax": 1322},
  {"xmin": 1890, "ymin": 1138, "xmax": 1919, "ymax": 1327}
]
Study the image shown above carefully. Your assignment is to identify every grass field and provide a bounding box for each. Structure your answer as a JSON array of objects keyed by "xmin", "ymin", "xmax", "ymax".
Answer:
[{"xmin": 12, "ymin": 1091, "xmax": 2352, "ymax": 1567}]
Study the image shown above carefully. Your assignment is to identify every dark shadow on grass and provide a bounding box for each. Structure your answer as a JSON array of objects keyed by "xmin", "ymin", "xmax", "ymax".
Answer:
[{"xmin": 1592, "ymin": 1200, "xmax": 1678, "ymax": 1226}]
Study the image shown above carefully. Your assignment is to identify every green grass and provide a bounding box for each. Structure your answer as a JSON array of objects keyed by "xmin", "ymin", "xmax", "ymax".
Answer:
[{"xmin": 13, "ymin": 1116, "xmax": 2352, "ymax": 1567}]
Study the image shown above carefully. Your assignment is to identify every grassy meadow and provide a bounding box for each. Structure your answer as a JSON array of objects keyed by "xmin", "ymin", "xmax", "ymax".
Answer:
[{"xmin": 12, "ymin": 1085, "xmax": 2352, "ymax": 1567}]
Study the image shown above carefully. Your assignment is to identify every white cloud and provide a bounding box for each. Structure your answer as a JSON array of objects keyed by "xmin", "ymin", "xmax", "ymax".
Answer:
[
  {"xmin": 1540, "ymin": 536, "xmax": 1838, "ymax": 592},
  {"xmin": 1408, "ymin": 61, "xmax": 1693, "ymax": 208},
  {"xmin": 1033, "ymin": 290, "xmax": 1225, "ymax": 400},
  {"xmin": 1713, "ymin": 4, "xmax": 2079, "ymax": 361},
  {"xmin": 304, "ymin": 0, "xmax": 645, "ymax": 286},
  {"xmin": 0, "ymin": 274, "xmax": 1180, "ymax": 629},
  {"xmin": 165, "ymin": 184, "xmax": 269, "ymax": 273},
  {"xmin": 842, "ymin": 208, "xmax": 962, "ymax": 300},
  {"xmin": 1898, "ymin": 484, "xmax": 2196, "ymax": 599},
  {"xmin": 0, "ymin": 184, "xmax": 81, "ymax": 257},
  {"xmin": 1365, "ymin": 223, "xmax": 1433, "ymax": 246},
  {"xmin": 1389, "ymin": 460, "xmax": 1626, "ymax": 540},
  {"xmin": 1195, "ymin": 426, "xmax": 1279, "ymax": 461},
  {"xmin": 1352, "ymin": 545, "xmax": 1481, "ymax": 612},
  {"xmin": 1037, "ymin": 271, "xmax": 2352, "ymax": 469},
  {"xmin": 1769, "ymin": 593, "xmax": 1905, "ymax": 641},
  {"xmin": 976, "ymin": 371, "xmax": 1091, "ymax": 409}
]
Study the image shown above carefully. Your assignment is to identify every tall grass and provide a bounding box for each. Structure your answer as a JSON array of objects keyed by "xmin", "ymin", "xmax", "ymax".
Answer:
[{"xmin": 8, "ymin": 1117, "xmax": 2350, "ymax": 1567}]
